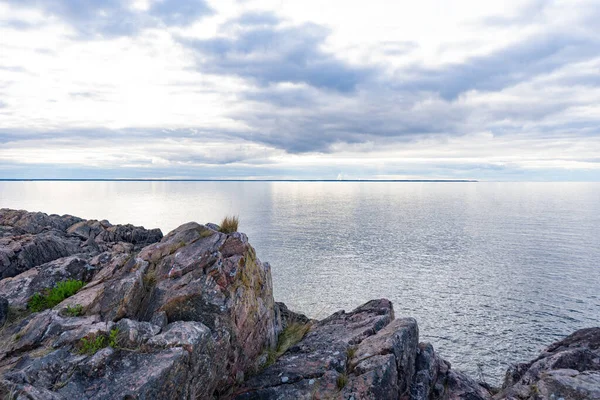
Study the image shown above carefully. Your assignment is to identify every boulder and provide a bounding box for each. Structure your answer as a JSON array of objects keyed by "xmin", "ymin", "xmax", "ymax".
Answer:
[
  {"xmin": 237, "ymin": 299, "xmax": 418, "ymax": 400},
  {"xmin": 496, "ymin": 327, "xmax": 600, "ymax": 400},
  {"xmin": 0, "ymin": 209, "xmax": 82, "ymax": 235},
  {"xmin": 0, "ymin": 213, "xmax": 280, "ymax": 399}
]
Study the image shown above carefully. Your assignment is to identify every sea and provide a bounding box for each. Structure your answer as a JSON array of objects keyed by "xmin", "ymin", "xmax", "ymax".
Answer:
[{"xmin": 1, "ymin": 180, "xmax": 599, "ymax": 384}]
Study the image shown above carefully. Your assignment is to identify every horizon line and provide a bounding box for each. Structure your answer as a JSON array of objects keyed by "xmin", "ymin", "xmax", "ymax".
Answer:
[{"xmin": 0, "ymin": 178, "xmax": 479, "ymax": 182}]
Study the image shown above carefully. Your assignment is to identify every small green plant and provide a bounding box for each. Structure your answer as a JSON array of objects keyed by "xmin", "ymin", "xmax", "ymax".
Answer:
[
  {"xmin": 27, "ymin": 293, "xmax": 46, "ymax": 313},
  {"xmin": 78, "ymin": 328, "xmax": 120, "ymax": 355},
  {"xmin": 347, "ymin": 346, "xmax": 357, "ymax": 360},
  {"xmin": 336, "ymin": 373, "xmax": 348, "ymax": 390},
  {"xmin": 108, "ymin": 328, "xmax": 120, "ymax": 348},
  {"xmin": 27, "ymin": 279, "xmax": 85, "ymax": 312},
  {"xmin": 219, "ymin": 216, "xmax": 239, "ymax": 234},
  {"xmin": 78, "ymin": 333, "xmax": 106, "ymax": 355},
  {"xmin": 64, "ymin": 304, "xmax": 84, "ymax": 317}
]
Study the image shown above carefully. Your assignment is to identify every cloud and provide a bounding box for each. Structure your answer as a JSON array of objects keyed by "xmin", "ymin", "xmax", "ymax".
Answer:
[
  {"xmin": 148, "ymin": 0, "xmax": 213, "ymax": 26},
  {"xmin": 394, "ymin": 34, "xmax": 600, "ymax": 100},
  {"xmin": 1, "ymin": 1, "xmax": 599, "ymax": 180},
  {"xmin": 181, "ymin": 14, "xmax": 373, "ymax": 92},
  {"xmin": 1, "ymin": 0, "xmax": 213, "ymax": 38}
]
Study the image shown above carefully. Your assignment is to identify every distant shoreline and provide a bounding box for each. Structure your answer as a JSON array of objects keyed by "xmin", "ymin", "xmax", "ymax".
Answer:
[{"xmin": 0, "ymin": 179, "xmax": 478, "ymax": 182}]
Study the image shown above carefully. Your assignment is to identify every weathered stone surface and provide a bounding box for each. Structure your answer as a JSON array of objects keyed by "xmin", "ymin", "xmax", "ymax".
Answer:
[
  {"xmin": 136, "ymin": 226, "xmax": 280, "ymax": 388},
  {"xmin": 237, "ymin": 299, "xmax": 418, "ymax": 400},
  {"xmin": 0, "ymin": 210, "xmax": 280, "ymax": 399},
  {"xmin": 0, "ymin": 209, "xmax": 82, "ymax": 235},
  {"xmin": 0, "ymin": 230, "xmax": 83, "ymax": 279},
  {"xmin": 0, "ymin": 209, "xmax": 162, "ymax": 280},
  {"xmin": 0, "ymin": 256, "xmax": 96, "ymax": 307},
  {"xmin": 496, "ymin": 327, "xmax": 600, "ymax": 400},
  {"xmin": 275, "ymin": 301, "xmax": 312, "ymax": 329},
  {"xmin": 0, "ymin": 296, "xmax": 7, "ymax": 327}
]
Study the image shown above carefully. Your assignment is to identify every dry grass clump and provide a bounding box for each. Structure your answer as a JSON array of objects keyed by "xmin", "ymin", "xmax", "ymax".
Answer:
[
  {"xmin": 266, "ymin": 322, "xmax": 311, "ymax": 366},
  {"xmin": 219, "ymin": 216, "xmax": 239, "ymax": 234}
]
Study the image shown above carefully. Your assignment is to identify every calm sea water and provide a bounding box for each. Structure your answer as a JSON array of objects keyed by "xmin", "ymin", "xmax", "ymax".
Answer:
[{"xmin": 1, "ymin": 181, "xmax": 599, "ymax": 383}]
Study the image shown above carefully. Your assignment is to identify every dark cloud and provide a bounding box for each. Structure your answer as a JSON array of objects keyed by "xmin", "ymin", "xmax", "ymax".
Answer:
[
  {"xmin": 1, "ymin": 0, "xmax": 213, "ymax": 38},
  {"xmin": 394, "ymin": 34, "xmax": 600, "ymax": 100},
  {"xmin": 181, "ymin": 16, "xmax": 373, "ymax": 92},
  {"xmin": 173, "ymin": 11, "xmax": 600, "ymax": 155}
]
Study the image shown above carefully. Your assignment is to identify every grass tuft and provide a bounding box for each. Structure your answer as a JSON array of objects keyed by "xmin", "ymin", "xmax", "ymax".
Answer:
[
  {"xmin": 200, "ymin": 229, "xmax": 214, "ymax": 238},
  {"xmin": 265, "ymin": 322, "xmax": 311, "ymax": 367},
  {"xmin": 336, "ymin": 373, "xmax": 348, "ymax": 390},
  {"xmin": 108, "ymin": 328, "xmax": 120, "ymax": 348},
  {"xmin": 27, "ymin": 279, "xmax": 85, "ymax": 312},
  {"xmin": 219, "ymin": 216, "xmax": 239, "ymax": 234},
  {"xmin": 64, "ymin": 304, "xmax": 84, "ymax": 317},
  {"xmin": 142, "ymin": 270, "xmax": 157, "ymax": 289},
  {"xmin": 78, "ymin": 333, "xmax": 106, "ymax": 355},
  {"xmin": 78, "ymin": 328, "xmax": 120, "ymax": 355}
]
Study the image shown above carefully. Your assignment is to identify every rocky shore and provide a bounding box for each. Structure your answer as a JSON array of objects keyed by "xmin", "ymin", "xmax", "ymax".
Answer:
[{"xmin": 0, "ymin": 208, "xmax": 598, "ymax": 400}]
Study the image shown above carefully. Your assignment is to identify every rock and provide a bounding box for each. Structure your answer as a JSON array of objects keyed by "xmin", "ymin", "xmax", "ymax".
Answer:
[
  {"xmin": 115, "ymin": 318, "xmax": 161, "ymax": 348},
  {"xmin": 0, "ymin": 256, "xmax": 96, "ymax": 307},
  {"xmin": 0, "ymin": 209, "xmax": 82, "ymax": 235},
  {"xmin": 0, "ymin": 209, "xmax": 163, "ymax": 280},
  {"xmin": 275, "ymin": 301, "xmax": 312, "ymax": 329},
  {"xmin": 496, "ymin": 327, "xmax": 600, "ymax": 400},
  {"xmin": 0, "ymin": 230, "xmax": 83, "ymax": 279},
  {"xmin": 136, "ymin": 226, "xmax": 280, "ymax": 388},
  {"xmin": 536, "ymin": 369, "xmax": 600, "ymax": 399},
  {"xmin": 0, "ymin": 211, "xmax": 280, "ymax": 399},
  {"xmin": 236, "ymin": 299, "xmax": 413, "ymax": 400},
  {"xmin": 0, "ymin": 297, "xmax": 7, "ymax": 327}
]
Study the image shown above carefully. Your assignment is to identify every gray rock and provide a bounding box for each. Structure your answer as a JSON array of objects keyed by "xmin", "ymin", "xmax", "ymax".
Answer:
[
  {"xmin": 0, "ymin": 296, "xmax": 7, "ymax": 327},
  {"xmin": 237, "ymin": 299, "xmax": 409, "ymax": 400},
  {"xmin": 0, "ymin": 230, "xmax": 83, "ymax": 279},
  {"xmin": 497, "ymin": 327, "xmax": 600, "ymax": 399},
  {"xmin": 0, "ymin": 209, "xmax": 163, "ymax": 280},
  {"xmin": 0, "ymin": 209, "xmax": 82, "ymax": 235},
  {"xmin": 0, "ymin": 256, "xmax": 96, "ymax": 307},
  {"xmin": 0, "ymin": 212, "xmax": 279, "ymax": 399},
  {"xmin": 115, "ymin": 318, "xmax": 161, "ymax": 348},
  {"xmin": 275, "ymin": 301, "xmax": 312, "ymax": 328}
]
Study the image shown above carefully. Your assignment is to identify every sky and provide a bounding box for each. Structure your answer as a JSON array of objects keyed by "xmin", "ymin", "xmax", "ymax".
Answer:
[{"xmin": 0, "ymin": 0, "xmax": 599, "ymax": 181}]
